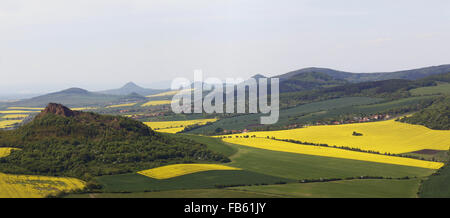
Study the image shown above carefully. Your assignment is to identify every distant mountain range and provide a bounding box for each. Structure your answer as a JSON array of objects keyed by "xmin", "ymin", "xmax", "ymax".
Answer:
[
  {"xmin": 4, "ymin": 82, "xmax": 166, "ymax": 107},
  {"xmin": 2, "ymin": 65, "xmax": 449, "ymax": 107}
]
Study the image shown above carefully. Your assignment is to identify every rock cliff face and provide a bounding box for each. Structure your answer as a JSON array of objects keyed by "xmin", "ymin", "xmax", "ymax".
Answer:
[{"xmin": 39, "ymin": 103, "xmax": 81, "ymax": 117}]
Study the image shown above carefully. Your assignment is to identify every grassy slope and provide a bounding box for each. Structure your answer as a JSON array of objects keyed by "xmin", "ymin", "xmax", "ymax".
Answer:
[
  {"xmin": 354, "ymin": 96, "xmax": 433, "ymax": 111},
  {"xmin": 164, "ymin": 134, "xmax": 238, "ymax": 157},
  {"xmin": 223, "ymin": 142, "xmax": 434, "ymax": 180},
  {"xmin": 70, "ymin": 179, "xmax": 421, "ymax": 198},
  {"xmin": 96, "ymin": 170, "xmax": 293, "ymax": 192},
  {"xmin": 410, "ymin": 82, "xmax": 450, "ymax": 96},
  {"xmin": 66, "ymin": 189, "xmax": 282, "ymax": 198},
  {"xmin": 230, "ymin": 179, "xmax": 421, "ymax": 198},
  {"xmin": 186, "ymin": 134, "xmax": 434, "ymax": 180},
  {"xmin": 420, "ymin": 163, "xmax": 450, "ymax": 198}
]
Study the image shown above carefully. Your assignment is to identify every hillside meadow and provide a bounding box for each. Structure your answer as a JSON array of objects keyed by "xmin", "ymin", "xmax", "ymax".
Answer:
[
  {"xmin": 410, "ymin": 82, "xmax": 450, "ymax": 96},
  {"xmin": 229, "ymin": 179, "xmax": 421, "ymax": 198},
  {"xmin": 420, "ymin": 163, "xmax": 450, "ymax": 197},
  {"xmin": 67, "ymin": 179, "xmax": 421, "ymax": 198},
  {"xmin": 220, "ymin": 140, "xmax": 435, "ymax": 180}
]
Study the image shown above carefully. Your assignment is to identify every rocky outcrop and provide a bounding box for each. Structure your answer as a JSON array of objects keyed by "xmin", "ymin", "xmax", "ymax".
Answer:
[{"xmin": 40, "ymin": 103, "xmax": 81, "ymax": 117}]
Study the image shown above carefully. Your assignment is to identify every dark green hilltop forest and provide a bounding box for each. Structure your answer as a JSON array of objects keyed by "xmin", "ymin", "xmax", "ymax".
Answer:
[
  {"xmin": 0, "ymin": 103, "xmax": 229, "ymax": 181},
  {"xmin": 279, "ymin": 70, "xmax": 450, "ymax": 106},
  {"xmin": 275, "ymin": 64, "xmax": 450, "ymax": 85},
  {"xmin": 400, "ymin": 96, "xmax": 450, "ymax": 130}
]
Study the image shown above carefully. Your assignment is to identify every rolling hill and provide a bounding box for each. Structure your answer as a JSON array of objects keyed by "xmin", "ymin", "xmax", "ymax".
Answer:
[
  {"xmin": 277, "ymin": 71, "xmax": 348, "ymax": 93},
  {"xmin": 98, "ymin": 82, "xmax": 164, "ymax": 96},
  {"xmin": 8, "ymin": 88, "xmax": 122, "ymax": 107},
  {"xmin": 272, "ymin": 65, "xmax": 450, "ymax": 93},
  {"xmin": 5, "ymin": 87, "xmax": 154, "ymax": 108},
  {"xmin": 276, "ymin": 64, "xmax": 450, "ymax": 83},
  {"xmin": 0, "ymin": 103, "xmax": 229, "ymax": 180},
  {"xmin": 229, "ymin": 65, "xmax": 450, "ymax": 94}
]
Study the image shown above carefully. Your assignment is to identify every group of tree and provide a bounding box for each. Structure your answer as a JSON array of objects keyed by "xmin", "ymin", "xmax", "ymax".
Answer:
[{"xmin": 400, "ymin": 96, "xmax": 450, "ymax": 130}]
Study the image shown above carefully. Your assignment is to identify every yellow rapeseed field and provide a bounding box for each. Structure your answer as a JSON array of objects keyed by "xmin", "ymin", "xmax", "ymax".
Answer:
[
  {"xmin": 0, "ymin": 120, "xmax": 23, "ymax": 128},
  {"xmin": 7, "ymin": 107, "xmax": 43, "ymax": 110},
  {"xmin": 153, "ymin": 127, "xmax": 186, "ymax": 133},
  {"xmin": 138, "ymin": 164, "xmax": 241, "ymax": 179},
  {"xmin": 0, "ymin": 110, "xmax": 38, "ymax": 114},
  {"xmin": 0, "ymin": 147, "xmax": 86, "ymax": 198},
  {"xmin": 106, "ymin": 103, "xmax": 137, "ymax": 108},
  {"xmin": 144, "ymin": 118, "xmax": 217, "ymax": 133},
  {"xmin": 122, "ymin": 114, "xmax": 144, "ymax": 117},
  {"xmin": 0, "ymin": 173, "xmax": 86, "ymax": 198},
  {"xmin": 1, "ymin": 114, "xmax": 29, "ymax": 119},
  {"xmin": 70, "ymin": 107, "xmax": 97, "ymax": 111},
  {"xmin": 141, "ymin": 100, "xmax": 173, "ymax": 107},
  {"xmin": 224, "ymin": 120, "xmax": 450, "ymax": 154},
  {"xmin": 222, "ymin": 138, "xmax": 444, "ymax": 169},
  {"xmin": 146, "ymin": 88, "xmax": 194, "ymax": 98},
  {"xmin": 0, "ymin": 148, "xmax": 19, "ymax": 158}
]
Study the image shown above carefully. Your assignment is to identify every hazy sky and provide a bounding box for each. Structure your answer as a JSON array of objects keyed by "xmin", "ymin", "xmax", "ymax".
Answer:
[{"xmin": 0, "ymin": 0, "xmax": 449, "ymax": 93}]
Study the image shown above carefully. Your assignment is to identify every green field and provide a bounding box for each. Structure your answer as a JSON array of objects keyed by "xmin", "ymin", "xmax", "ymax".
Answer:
[
  {"xmin": 186, "ymin": 135, "xmax": 435, "ymax": 180},
  {"xmin": 87, "ymin": 135, "xmax": 435, "ymax": 197},
  {"xmin": 229, "ymin": 179, "xmax": 421, "ymax": 198},
  {"xmin": 223, "ymin": 141, "xmax": 435, "ymax": 180},
  {"xmin": 410, "ymin": 83, "xmax": 450, "ymax": 96},
  {"xmin": 354, "ymin": 96, "xmax": 434, "ymax": 111},
  {"xmin": 420, "ymin": 163, "xmax": 450, "ymax": 198},
  {"xmin": 96, "ymin": 170, "xmax": 294, "ymax": 193},
  {"xmin": 66, "ymin": 189, "xmax": 281, "ymax": 198},
  {"xmin": 68, "ymin": 179, "xmax": 421, "ymax": 198},
  {"xmin": 168, "ymin": 134, "xmax": 238, "ymax": 157}
]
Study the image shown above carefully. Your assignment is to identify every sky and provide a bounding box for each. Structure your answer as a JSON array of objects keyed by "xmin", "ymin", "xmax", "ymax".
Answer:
[{"xmin": 0, "ymin": 0, "xmax": 449, "ymax": 94}]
